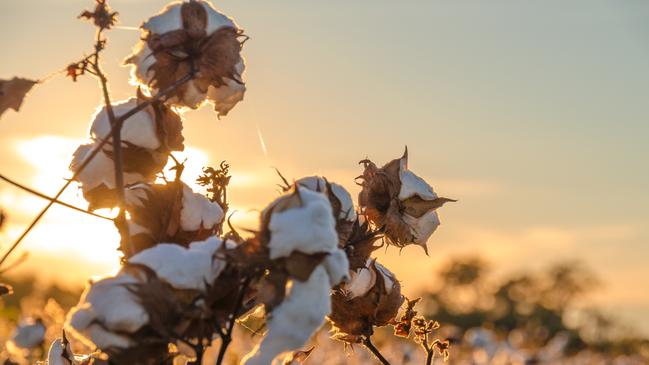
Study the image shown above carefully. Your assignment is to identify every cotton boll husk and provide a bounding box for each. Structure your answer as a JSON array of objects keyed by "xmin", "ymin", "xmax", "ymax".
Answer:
[
  {"xmin": 89, "ymin": 98, "xmax": 160, "ymax": 150},
  {"xmin": 128, "ymin": 237, "xmax": 228, "ymax": 291},
  {"xmin": 241, "ymin": 266, "xmax": 332, "ymax": 365},
  {"xmin": 65, "ymin": 273, "xmax": 148, "ymax": 349},
  {"xmin": 265, "ymin": 187, "xmax": 338, "ymax": 259},
  {"xmin": 180, "ymin": 184, "xmax": 224, "ymax": 232}
]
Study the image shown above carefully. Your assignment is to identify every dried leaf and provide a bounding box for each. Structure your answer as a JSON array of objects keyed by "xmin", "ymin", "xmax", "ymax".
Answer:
[{"xmin": 0, "ymin": 77, "xmax": 37, "ymax": 118}]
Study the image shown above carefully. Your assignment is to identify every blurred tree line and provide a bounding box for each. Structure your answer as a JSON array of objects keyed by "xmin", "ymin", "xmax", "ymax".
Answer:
[{"xmin": 420, "ymin": 256, "xmax": 649, "ymax": 357}]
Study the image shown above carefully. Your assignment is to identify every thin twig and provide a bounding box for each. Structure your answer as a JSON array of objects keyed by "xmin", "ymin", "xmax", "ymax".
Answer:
[
  {"xmin": 214, "ymin": 276, "xmax": 252, "ymax": 365},
  {"xmin": 0, "ymin": 72, "xmax": 195, "ymax": 268},
  {"xmin": 361, "ymin": 336, "xmax": 391, "ymax": 365},
  {"xmin": 0, "ymin": 173, "xmax": 114, "ymax": 221}
]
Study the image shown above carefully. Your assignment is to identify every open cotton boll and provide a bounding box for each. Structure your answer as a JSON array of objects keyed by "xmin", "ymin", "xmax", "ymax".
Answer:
[
  {"xmin": 403, "ymin": 209, "xmax": 441, "ymax": 245},
  {"xmin": 180, "ymin": 184, "xmax": 224, "ymax": 232},
  {"xmin": 125, "ymin": 0, "xmax": 246, "ymax": 111},
  {"xmin": 266, "ymin": 187, "xmax": 338, "ymax": 259},
  {"xmin": 142, "ymin": 2, "xmax": 183, "ymax": 34},
  {"xmin": 142, "ymin": 0, "xmax": 235, "ymax": 36},
  {"xmin": 9, "ymin": 318, "xmax": 45, "ymax": 349},
  {"xmin": 322, "ymin": 249, "xmax": 350, "ymax": 286},
  {"xmin": 241, "ymin": 266, "xmax": 332, "ymax": 365},
  {"xmin": 295, "ymin": 176, "xmax": 357, "ymax": 222},
  {"xmin": 374, "ymin": 261, "xmax": 395, "ymax": 293},
  {"xmin": 129, "ymin": 237, "xmax": 227, "ymax": 291},
  {"xmin": 206, "ymin": 60, "xmax": 246, "ymax": 117},
  {"xmin": 89, "ymin": 98, "xmax": 160, "ymax": 150},
  {"xmin": 344, "ymin": 266, "xmax": 376, "ymax": 299},
  {"xmin": 70, "ymin": 144, "xmax": 146, "ymax": 191},
  {"xmin": 65, "ymin": 273, "xmax": 148, "ymax": 349}
]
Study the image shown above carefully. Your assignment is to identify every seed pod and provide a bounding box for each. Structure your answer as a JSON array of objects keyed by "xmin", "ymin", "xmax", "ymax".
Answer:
[
  {"xmin": 328, "ymin": 259, "xmax": 404, "ymax": 343},
  {"xmin": 357, "ymin": 148, "xmax": 455, "ymax": 253},
  {"xmin": 125, "ymin": 0, "xmax": 246, "ymax": 115}
]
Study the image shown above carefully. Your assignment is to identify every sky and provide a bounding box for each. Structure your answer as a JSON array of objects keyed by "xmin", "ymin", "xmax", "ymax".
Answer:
[{"xmin": 1, "ymin": 0, "xmax": 649, "ymax": 335}]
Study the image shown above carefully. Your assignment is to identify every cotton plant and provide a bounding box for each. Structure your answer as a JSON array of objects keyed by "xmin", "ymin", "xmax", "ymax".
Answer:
[{"xmin": 0, "ymin": 1, "xmax": 455, "ymax": 364}]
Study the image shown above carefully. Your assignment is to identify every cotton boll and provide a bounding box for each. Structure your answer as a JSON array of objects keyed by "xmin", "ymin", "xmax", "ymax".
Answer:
[
  {"xmin": 200, "ymin": 0, "xmax": 237, "ymax": 34},
  {"xmin": 329, "ymin": 182, "xmax": 356, "ymax": 222},
  {"xmin": 128, "ymin": 237, "xmax": 227, "ymax": 291},
  {"xmin": 47, "ymin": 338, "xmax": 74, "ymax": 365},
  {"xmin": 70, "ymin": 143, "xmax": 146, "ymax": 191},
  {"xmin": 9, "ymin": 318, "xmax": 45, "ymax": 349},
  {"xmin": 206, "ymin": 75, "xmax": 246, "ymax": 117},
  {"xmin": 65, "ymin": 273, "xmax": 148, "ymax": 349},
  {"xmin": 343, "ymin": 266, "xmax": 376, "ymax": 299},
  {"xmin": 142, "ymin": 2, "xmax": 183, "ymax": 34},
  {"xmin": 295, "ymin": 176, "xmax": 356, "ymax": 223},
  {"xmin": 241, "ymin": 266, "xmax": 332, "ymax": 365},
  {"xmin": 266, "ymin": 187, "xmax": 338, "ymax": 259},
  {"xmin": 322, "ymin": 249, "xmax": 350, "ymax": 286},
  {"xmin": 402, "ymin": 209, "xmax": 440, "ymax": 246},
  {"xmin": 180, "ymin": 184, "xmax": 224, "ymax": 232},
  {"xmin": 89, "ymin": 98, "xmax": 160, "ymax": 150},
  {"xmin": 357, "ymin": 149, "xmax": 454, "ymax": 251}
]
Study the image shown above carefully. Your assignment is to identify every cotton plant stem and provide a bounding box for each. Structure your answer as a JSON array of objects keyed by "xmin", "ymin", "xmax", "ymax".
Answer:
[
  {"xmin": 0, "ymin": 173, "xmax": 114, "ymax": 221},
  {"xmin": 92, "ymin": 29, "xmax": 132, "ymax": 256},
  {"xmin": 215, "ymin": 276, "xmax": 252, "ymax": 365},
  {"xmin": 361, "ymin": 336, "xmax": 391, "ymax": 365},
  {"xmin": 0, "ymin": 72, "xmax": 195, "ymax": 269}
]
